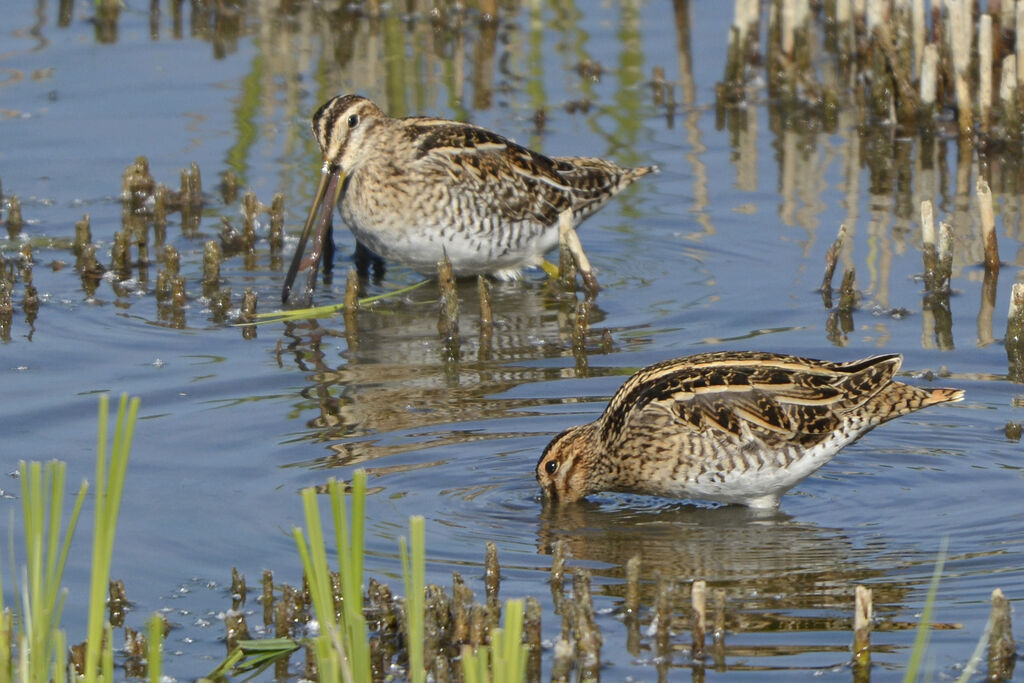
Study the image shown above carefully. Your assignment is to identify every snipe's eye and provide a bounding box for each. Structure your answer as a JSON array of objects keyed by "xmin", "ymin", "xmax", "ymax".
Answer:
[
  {"xmin": 544, "ymin": 460, "xmax": 558, "ymax": 475},
  {"xmin": 347, "ymin": 114, "xmax": 359, "ymax": 128}
]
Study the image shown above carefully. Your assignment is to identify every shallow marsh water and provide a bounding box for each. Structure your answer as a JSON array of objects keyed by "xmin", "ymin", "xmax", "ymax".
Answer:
[{"xmin": 1, "ymin": 1, "xmax": 1022, "ymax": 679}]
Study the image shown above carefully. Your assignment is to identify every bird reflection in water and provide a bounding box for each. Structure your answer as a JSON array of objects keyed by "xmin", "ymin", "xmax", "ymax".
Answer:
[
  {"xmin": 536, "ymin": 499, "xmax": 917, "ymax": 675},
  {"xmin": 278, "ymin": 276, "xmax": 614, "ymax": 471}
]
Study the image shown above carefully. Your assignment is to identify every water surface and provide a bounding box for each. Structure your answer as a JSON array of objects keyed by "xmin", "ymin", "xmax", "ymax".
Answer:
[{"xmin": 1, "ymin": 1, "xmax": 1021, "ymax": 679}]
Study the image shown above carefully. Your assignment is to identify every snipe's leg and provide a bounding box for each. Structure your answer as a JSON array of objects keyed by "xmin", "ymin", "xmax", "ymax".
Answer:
[{"xmin": 558, "ymin": 209, "xmax": 600, "ymax": 296}]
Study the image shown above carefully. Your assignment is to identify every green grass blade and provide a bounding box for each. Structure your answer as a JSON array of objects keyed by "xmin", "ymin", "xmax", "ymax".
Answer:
[
  {"xmin": 298, "ymin": 489, "xmax": 333, "ymax": 629},
  {"xmin": 295, "ymin": 486, "xmax": 355, "ymax": 683},
  {"xmin": 86, "ymin": 394, "xmax": 138, "ymax": 683},
  {"xmin": 400, "ymin": 516, "xmax": 425, "ymax": 683},
  {"xmin": 85, "ymin": 395, "xmax": 109, "ymax": 683},
  {"xmin": 495, "ymin": 599, "xmax": 526, "ymax": 683},
  {"xmin": 903, "ymin": 537, "xmax": 948, "ymax": 682},
  {"xmin": 328, "ymin": 473, "xmax": 369, "ymax": 680},
  {"xmin": 0, "ymin": 572, "xmax": 9, "ymax": 683},
  {"xmin": 955, "ymin": 609, "xmax": 993, "ymax": 683},
  {"xmin": 54, "ymin": 627, "xmax": 66, "ymax": 683},
  {"xmin": 147, "ymin": 613, "xmax": 164, "ymax": 683},
  {"xmin": 101, "ymin": 622, "xmax": 114, "ymax": 681},
  {"xmin": 227, "ymin": 639, "xmax": 301, "ymax": 674},
  {"xmin": 460, "ymin": 643, "xmax": 487, "ymax": 683},
  {"xmin": 42, "ymin": 463, "xmax": 64, "ymax": 625},
  {"xmin": 251, "ymin": 279, "xmax": 430, "ymax": 324},
  {"xmin": 350, "ymin": 471, "xmax": 366, "ymax": 616},
  {"xmin": 205, "ymin": 645, "xmax": 246, "ymax": 679}
]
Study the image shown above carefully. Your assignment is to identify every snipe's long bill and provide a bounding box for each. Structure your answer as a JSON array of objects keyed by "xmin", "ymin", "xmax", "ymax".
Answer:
[
  {"xmin": 536, "ymin": 351, "xmax": 963, "ymax": 509},
  {"xmin": 282, "ymin": 94, "xmax": 657, "ymax": 304}
]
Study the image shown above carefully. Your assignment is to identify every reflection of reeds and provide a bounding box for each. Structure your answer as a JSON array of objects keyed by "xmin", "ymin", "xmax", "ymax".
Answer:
[
  {"xmin": 722, "ymin": 0, "xmax": 1024, "ymax": 140},
  {"xmin": 714, "ymin": 0, "xmax": 1024, "ymax": 362}
]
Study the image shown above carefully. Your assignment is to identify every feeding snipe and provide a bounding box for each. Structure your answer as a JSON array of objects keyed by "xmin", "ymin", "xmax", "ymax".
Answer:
[
  {"xmin": 282, "ymin": 94, "xmax": 657, "ymax": 303},
  {"xmin": 536, "ymin": 351, "xmax": 963, "ymax": 508}
]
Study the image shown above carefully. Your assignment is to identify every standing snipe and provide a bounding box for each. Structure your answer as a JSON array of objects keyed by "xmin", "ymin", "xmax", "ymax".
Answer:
[
  {"xmin": 282, "ymin": 94, "xmax": 657, "ymax": 303},
  {"xmin": 536, "ymin": 351, "xmax": 963, "ymax": 508}
]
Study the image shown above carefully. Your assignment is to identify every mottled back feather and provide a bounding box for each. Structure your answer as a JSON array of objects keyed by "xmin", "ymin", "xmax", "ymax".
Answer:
[{"xmin": 599, "ymin": 352, "xmax": 938, "ymax": 453}]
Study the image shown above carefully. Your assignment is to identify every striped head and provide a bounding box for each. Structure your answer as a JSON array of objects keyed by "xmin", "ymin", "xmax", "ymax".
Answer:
[
  {"xmin": 536, "ymin": 424, "xmax": 599, "ymax": 502},
  {"xmin": 311, "ymin": 94, "xmax": 388, "ymax": 173}
]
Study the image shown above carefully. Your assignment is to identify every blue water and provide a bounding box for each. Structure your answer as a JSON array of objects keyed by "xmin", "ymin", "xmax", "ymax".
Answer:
[{"xmin": 2, "ymin": 1, "xmax": 1021, "ymax": 679}]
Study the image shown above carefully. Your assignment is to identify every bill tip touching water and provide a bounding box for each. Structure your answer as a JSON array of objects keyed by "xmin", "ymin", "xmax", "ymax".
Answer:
[
  {"xmin": 282, "ymin": 93, "xmax": 657, "ymax": 304},
  {"xmin": 536, "ymin": 351, "xmax": 963, "ymax": 509}
]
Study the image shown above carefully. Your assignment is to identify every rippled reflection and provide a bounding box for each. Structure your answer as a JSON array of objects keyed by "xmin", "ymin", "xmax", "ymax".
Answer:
[
  {"xmin": 535, "ymin": 499, "xmax": 927, "ymax": 675},
  {"xmin": 277, "ymin": 276, "xmax": 632, "ymax": 469}
]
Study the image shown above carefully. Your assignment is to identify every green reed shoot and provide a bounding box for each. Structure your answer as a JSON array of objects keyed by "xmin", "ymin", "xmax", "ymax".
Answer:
[
  {"xmin": 147, "ymin": 613, "xmax": 163, "ymax": 683},
  {"xmin": 208, "ymin": 638, "xmax": 301, "ymax": 678},
  {"xmin": 294, "ymin": 489, "xmax": 346, "ymax": 681},
  {"xmin": 903, "ymin": 537, "xmax": 948, "ymax": 682},
  {"xmin": 460, "ymin": 598, "xmax": 528, "ymax": 683},
  {"xmin": 400, "ymin": 515, "xmax": 425, "ymax": 683},
  {"xmin": 16, "ymin": 459, "xmax": 88, "ymax": 683},
  {"xmin": 329, "ymin": 474, "xmax": 367, "ymax": 667},
  {"xmin": 253, "ymin": 279, "xmax": 430, "ymax": 324},
  {"xmin": 293, "ymin": 473, "xmax": 371, "ymax": 682},
  {"xmin": 1, "ymin": 596, "xmax": 11, "ymax": 683},
  {"xmin": 955, "ymin": 609, "xmax": 994, "ymax": 683},
  {"xmin": 85, "ymin": 393, "xmax": 139, "ymax": 683}
]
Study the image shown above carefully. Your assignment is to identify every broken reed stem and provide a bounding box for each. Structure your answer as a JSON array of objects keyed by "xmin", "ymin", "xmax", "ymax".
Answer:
[
  {"xmin": 853, "ymin": 585, "xmax": 872, "ymax": 673},
  {"xmin": 343, "ymin": 267, "xmax": 359, "ymax": 350},
  {"xmin": 919, "ymin": 43, "xmax": 938, "ymax": 124},
  {"xmin": 921, "ymin": 199, "xmax": 938, "ymax": 287},
  {"xmin": 269, "ymin": 193, "xmax": 285, "ymax": 255},
  {"xmin": 572, "ymin": 570, "xmax": 600, "ymax": 681},
  {"xmin": 451, "ymin": 572, "xmax": 472, "ymax": 645},
  {"xmin": 484, "ymin": 540, "xmax": 500, "ymax": 612},
  {"xmin": 231, "ymin": 567, "xmax": 246, "ymax": 607},
  {"xmin": 837, "ymin": 267, "xmax": 857, "ymax": 312},
  {"xmin": 873, "ymin": 23, "xmax": 921, "ymax": 124},
  {"xmin": 821, "ymin": 223, "xmax": 846, "ymax": 307},
  {"xmin": 1006, "ymin": 283, "xmax": 1024, "ymax": 382},
  {"xmin": 654, "ymin": 576, "xmax": 673, "ymax": 661},
  {"xmin": 524, "ymin": 596, "xmax": 542, "ymax": 678},
  {"xmin": 477, "ymin": 275, "xmax": 493, "ymax": 361},
  {"xmin": 242, "ymin": 190, "xmax": 259, "ymax": 253},
  {"xmin": 977, "ymin": 179, "xmax": 999, "ymax": 272},
  {"xmin": 477, "ymin": 275, "xmax": 492, "ymax": 330},
  {"xmin": 155, "ymin": 244, "xmax": 180, "ymax": 303},
  {"xmin": 550, "ymin": 540, "xmax": 566, "ymax": 588},
  {"xmin": 1001, "ymin": 54, "xmax": 1019, "ymax": 137},
  {"xmin": 624, "ymin": 555, "xmax": 640, "ymax": 618},
  {"xmin": 572, "ymin": 300, "xmax": 590, "ymax": 351},
  {"xmin": 241, "ymin": 287, "xmax": 257, "ymax": 339},
  {"xmin": 111, "ymin": 230, "xmax": 132, "ymax": 279},
  {"xmin": 988, "ymin": 588, "xmax": 1016, "ymax": 680},
  {"xmin": 950, "ymin": 0, "xmax": 973, "ymax": 136},
  {"xmin": 262, "ymin": 569, "xmax": 274, "ymax": 626},
  {"xmin": 936, "ymin": 221, "xmax": 954, "ymax": 291},
  {"xmin": 74, "ymin": 214, "xmax": 92, "ymax": 255},
  {"xmin": 5, "ymin": 194, "xmax": 22, "ymax": 237},
  {"xmin": 550, "ymin": 631, "xmax": 574, "ymax": 683},
  {"xmin": 437, "ymin": 253, "xmax": 459, "ymax": 343},
  {"xmin": 712, "ymin": 588, "xmax": 727, "ymax": 666},
  {"xmin": 202, "ymin": 240, "xmax": 222, "ymax": 291},
  {"xmin": 979, "ymin": 14, "xmax": 993, "ymax": 133},
  {"xmin": 152, "ymin": 184, "xmax": 168, "ymax": 238},
  {"xmin": 691, "ymin": 580, "xmax": 707, "ymax": 661},
  {"xmin": 220, "ymin": 170, "xmax": 238, "ymax": 204}
]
